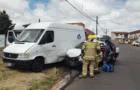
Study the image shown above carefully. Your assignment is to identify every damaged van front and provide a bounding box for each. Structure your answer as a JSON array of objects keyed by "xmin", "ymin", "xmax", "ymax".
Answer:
[{"xmin": 3, "ymin": 29, "xmax": 44, "ymax": 71}]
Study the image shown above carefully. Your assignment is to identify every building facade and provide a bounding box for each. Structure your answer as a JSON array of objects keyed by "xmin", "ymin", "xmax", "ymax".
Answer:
[
  {"xmin": 112, "ymin": 30, "xmax": 140, "ymax": 43},
  {"xmin": 129, "ymin": 30, "xmax": 140, "ymax": 42},
  {"xmin": 111, "ymin": 32, "xmax": 129, "ymax": 43}
]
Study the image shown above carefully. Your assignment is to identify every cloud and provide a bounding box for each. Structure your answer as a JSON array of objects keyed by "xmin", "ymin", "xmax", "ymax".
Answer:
[
  {"xmin": 0, "ymin": 0, "xmax": 140, "ymax": 36},
  {"xmin": 125, "ymin": 0, "xmax": 140, "ymax": 12}
]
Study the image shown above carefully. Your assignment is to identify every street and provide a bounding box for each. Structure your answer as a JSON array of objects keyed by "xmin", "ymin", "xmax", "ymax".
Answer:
[{"xmin": 64, "ymin": 44, "xmax": 140, "ymax": 90}]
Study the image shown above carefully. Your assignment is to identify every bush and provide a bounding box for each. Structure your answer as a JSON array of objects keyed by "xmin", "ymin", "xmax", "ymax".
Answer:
[{"xmin": 128, "ymin": 42, "xmax": 131, "ymax": 44}]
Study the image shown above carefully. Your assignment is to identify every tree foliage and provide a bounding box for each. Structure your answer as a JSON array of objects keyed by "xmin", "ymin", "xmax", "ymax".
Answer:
[{"xmin": 0, "ymin": 10, "xmax": 15, "ymax": 34}]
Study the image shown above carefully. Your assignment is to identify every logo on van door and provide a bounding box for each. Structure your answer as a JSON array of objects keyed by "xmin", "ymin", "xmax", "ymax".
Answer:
[{"xmin": 77, "ymin": 34, "xmax": 81, "ymax": 39}]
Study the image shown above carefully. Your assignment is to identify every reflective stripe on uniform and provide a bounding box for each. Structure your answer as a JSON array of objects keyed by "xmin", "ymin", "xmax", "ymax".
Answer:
[
  {"xmin": 82, "ymin": 73, "xmax": 87, "ymax": 76},
  {"xmin": 84, "ymin": 56, "xmax": 95, "ymax": 58}
]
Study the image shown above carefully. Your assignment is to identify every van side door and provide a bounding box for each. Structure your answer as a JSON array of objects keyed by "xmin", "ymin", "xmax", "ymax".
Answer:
[{"xmin": 39, "ymin": 30, "xmax": 58, "ymax": 64}]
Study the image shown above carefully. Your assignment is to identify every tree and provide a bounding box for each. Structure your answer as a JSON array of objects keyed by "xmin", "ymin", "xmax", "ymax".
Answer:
[
  {"xmin": 0, "ymin": 10, "xmax": 15, "ymax": 34},
  {"xmin": 0, "ymin": 10, "xmax": 15, "ymax": 46}
]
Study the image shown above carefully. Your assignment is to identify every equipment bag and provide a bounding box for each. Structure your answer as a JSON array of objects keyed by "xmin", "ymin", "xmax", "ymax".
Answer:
[{"xmin": 102, "ymin": 64, "xmax": 114, "ymax": 72}]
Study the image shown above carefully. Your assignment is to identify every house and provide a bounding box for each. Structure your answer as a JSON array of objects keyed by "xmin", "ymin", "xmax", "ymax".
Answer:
[
  {"xmin": 111, "ymin": 32, "xmax": 129, "ymax": 43},
  {"xmin": 129, "ymin": 30, "xmax": 140, "ymax": 42},
  {"xmin": 111, "ymin": 29, "xmax": 140, "ymax": 43}
]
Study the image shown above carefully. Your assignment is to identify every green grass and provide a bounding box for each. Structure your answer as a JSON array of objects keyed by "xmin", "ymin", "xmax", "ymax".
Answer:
[
  {"xmin": 28, "ymin": 67, "xmax": 64, "ymax": 90},
  {"xmin": 29, "ymin": 76, "xmax": 57, "ymax": 90}
]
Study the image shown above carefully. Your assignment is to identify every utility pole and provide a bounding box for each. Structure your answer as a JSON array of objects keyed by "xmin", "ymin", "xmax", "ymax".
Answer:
[
  {"xmin": 105, "ymin": 29, "xmax": 108, "ymax": 36},
  {"xmin": 96, "ymin": 16, "xmax": 98, "ymax": 35}
]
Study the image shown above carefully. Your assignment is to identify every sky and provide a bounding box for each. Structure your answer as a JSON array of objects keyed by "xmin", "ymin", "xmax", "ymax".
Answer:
[{"xmin": 0, "ymin": 0, "xmax": 140, "ymax": 36}]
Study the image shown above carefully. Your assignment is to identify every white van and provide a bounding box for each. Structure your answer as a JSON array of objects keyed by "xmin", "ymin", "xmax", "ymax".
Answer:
[
  {"xmin": 6, "ymin": 29, "xmax": 23, "ymax": 46},
  {"xmin": 2, "ymin": 22, "xmax": 86, "ymax": 72}
]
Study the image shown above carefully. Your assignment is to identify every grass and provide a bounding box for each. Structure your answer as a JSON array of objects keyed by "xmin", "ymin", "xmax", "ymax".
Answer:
[
  {"xmin": 0, "ymin": 55, "xmax": 64, "ymax": 90},
  {"xmin": 29, "ymin": 76, "xmax": 57, "ymax": 90},
  {"xmin": 0, "ymin": 69, "xmax": 18, "ymax": 81},
  {"xmin": 0, "ymin": 87, "xmax": 15, "ymax": 90},
  {"xmin": 28, "ymin": 67, "xmax": 64, "ymax": 90},
  {"xmin": 0, "ymin": 58, "xmax": 18, "ymax": 81}
]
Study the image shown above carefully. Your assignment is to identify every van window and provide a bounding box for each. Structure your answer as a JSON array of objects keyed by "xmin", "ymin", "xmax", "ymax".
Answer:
[
  {"xmin": 46, "ymin": 31, "xmax": 54, "ymax": 43},
  {"xmin": 39, "ymin": 31, "xmax": 54, "ymax": 44}
]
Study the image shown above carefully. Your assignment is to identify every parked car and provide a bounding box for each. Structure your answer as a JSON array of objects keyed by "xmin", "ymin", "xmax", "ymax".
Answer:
[
  {"xmin": 65, "ymin": 39, "xmax": 120, "ymax": 67},
  {"xmin": 132, "ymin": 41, "xmax": 140, "ymax": 46}
]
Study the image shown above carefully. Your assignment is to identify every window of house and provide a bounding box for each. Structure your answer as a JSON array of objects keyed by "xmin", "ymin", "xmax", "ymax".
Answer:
[{"xmin": 116, "ymin": 34, "xmax": 118, "ymax": 36}]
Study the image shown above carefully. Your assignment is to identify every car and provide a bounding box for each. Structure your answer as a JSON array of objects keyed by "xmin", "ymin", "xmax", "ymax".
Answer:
[
  {"xmin": 65, "ymin": 39, "xmax": 119, "ymax": 67},
  {"xmin": 132, "ymin": 41, "xmax": 140, "ymax": 46}
]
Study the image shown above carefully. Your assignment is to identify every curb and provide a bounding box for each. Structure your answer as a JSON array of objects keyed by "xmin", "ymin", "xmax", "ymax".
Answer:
[
  {"xmin": 51, "ymin": 70, "xmax": 80, "ymax": 90},
  {"xmin": 60, "ymin": 71, "xmax": 80, "ymax": 90}
]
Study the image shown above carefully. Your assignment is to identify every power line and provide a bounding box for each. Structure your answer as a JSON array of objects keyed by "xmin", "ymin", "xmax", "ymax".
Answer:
[
  {"xmin": 98, "ymin": 23, "xmax": 105, "ymax": 32},
  {"xmin": 72, "ymin": 0, "xmax": 96, "ymax": 20},
  {"xmin": 65, "ymin": 0, "xmax": 108, "ymax": 34},
  {"xmin": 99, "ymin": 19, "xmax": 122, "ymax": 25},
  {"xmin": 65, "ymin": 0, "xmax": 96, "ymax": 22}
]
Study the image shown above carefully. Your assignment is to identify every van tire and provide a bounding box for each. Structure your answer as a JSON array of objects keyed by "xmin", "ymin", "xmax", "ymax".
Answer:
[{"xmin": 32, "ymin": 58, "xmax": 44, "ymax": 72}]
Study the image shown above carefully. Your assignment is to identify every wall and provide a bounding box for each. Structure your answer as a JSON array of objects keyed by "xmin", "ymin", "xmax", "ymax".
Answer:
[
  {"xmin": 111, "ymin": 33, "xmax": 115, "ymax": 40},
  {"xmin": 112, "ymin": 33, "xmax": 125, "ymax": 39}
]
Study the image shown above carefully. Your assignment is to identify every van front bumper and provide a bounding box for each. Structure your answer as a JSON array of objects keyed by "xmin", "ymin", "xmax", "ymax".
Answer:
[{"xmin": 2, "ymin": 58, "xmax": 34, "ymax": 66}]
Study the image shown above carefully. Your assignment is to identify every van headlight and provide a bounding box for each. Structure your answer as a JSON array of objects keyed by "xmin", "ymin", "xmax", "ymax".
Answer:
[{"xmin": 18, "ymin": 54, "xmax": 29, "ymax": 59}]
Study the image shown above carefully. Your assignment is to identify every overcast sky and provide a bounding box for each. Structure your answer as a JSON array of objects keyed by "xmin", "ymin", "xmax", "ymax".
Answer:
[{"xmin": 0, "ymin": 0, "xmax": 140, "ymax": 36}]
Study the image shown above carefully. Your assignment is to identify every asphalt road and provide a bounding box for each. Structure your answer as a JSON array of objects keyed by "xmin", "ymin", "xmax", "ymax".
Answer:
[{"xmin": 65, "ymin": 44, "xmax": 140, "ymax": 90}]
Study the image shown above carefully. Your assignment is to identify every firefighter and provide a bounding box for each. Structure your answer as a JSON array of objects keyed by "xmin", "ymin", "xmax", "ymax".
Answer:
[
  {"xmin": 93, "ymin": 35, "xmax": 101, "ymax": 72},
  {"xmin": 79, "ymin": 35, "xmax": 100, "ymax": 78}
]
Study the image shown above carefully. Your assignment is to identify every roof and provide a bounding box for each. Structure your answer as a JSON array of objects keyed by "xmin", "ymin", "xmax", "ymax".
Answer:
[
  {"xmin": 85, "ymin": 29, "xmax": 95, "ymax": 35},
  {"xmin": 129, "ymin": 30, "xmax": 140, "ymax": 34},
  {"xmin": 112, "ymin": 30, "xmax": 140, "ymax": 35},
  {"xmin": 112, "ymin": 32, "xmax": 128, "ymax": 34},
  {"xmin": 68, "ymin": 22, "xmax": 85, "ymax": 28},
  {"xmin": 26, "ymin": 22, "xmax": 83, "ymax": 30}
]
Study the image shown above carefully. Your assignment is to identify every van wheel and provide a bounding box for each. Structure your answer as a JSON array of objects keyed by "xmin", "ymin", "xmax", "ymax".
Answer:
[{"xmin": 32, "ymin": 58, "xmax": 44, "ymax": 72}]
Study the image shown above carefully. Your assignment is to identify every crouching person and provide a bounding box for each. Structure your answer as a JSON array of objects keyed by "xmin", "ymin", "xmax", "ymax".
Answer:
[{"xmin": 79, "ymin": 35, "xmax": 100, "ymax": 78}]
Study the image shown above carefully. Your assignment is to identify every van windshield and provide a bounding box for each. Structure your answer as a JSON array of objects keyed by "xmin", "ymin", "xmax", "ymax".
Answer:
[{"xmin": 16, "ymin": 29, "xmax": 44, "ymax": 43}]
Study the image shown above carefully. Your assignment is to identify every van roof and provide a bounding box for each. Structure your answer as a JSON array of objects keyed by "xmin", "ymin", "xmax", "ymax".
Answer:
[{"xmin": 26, "ymin": 22, "xmax": 84, "ymax": 30}]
